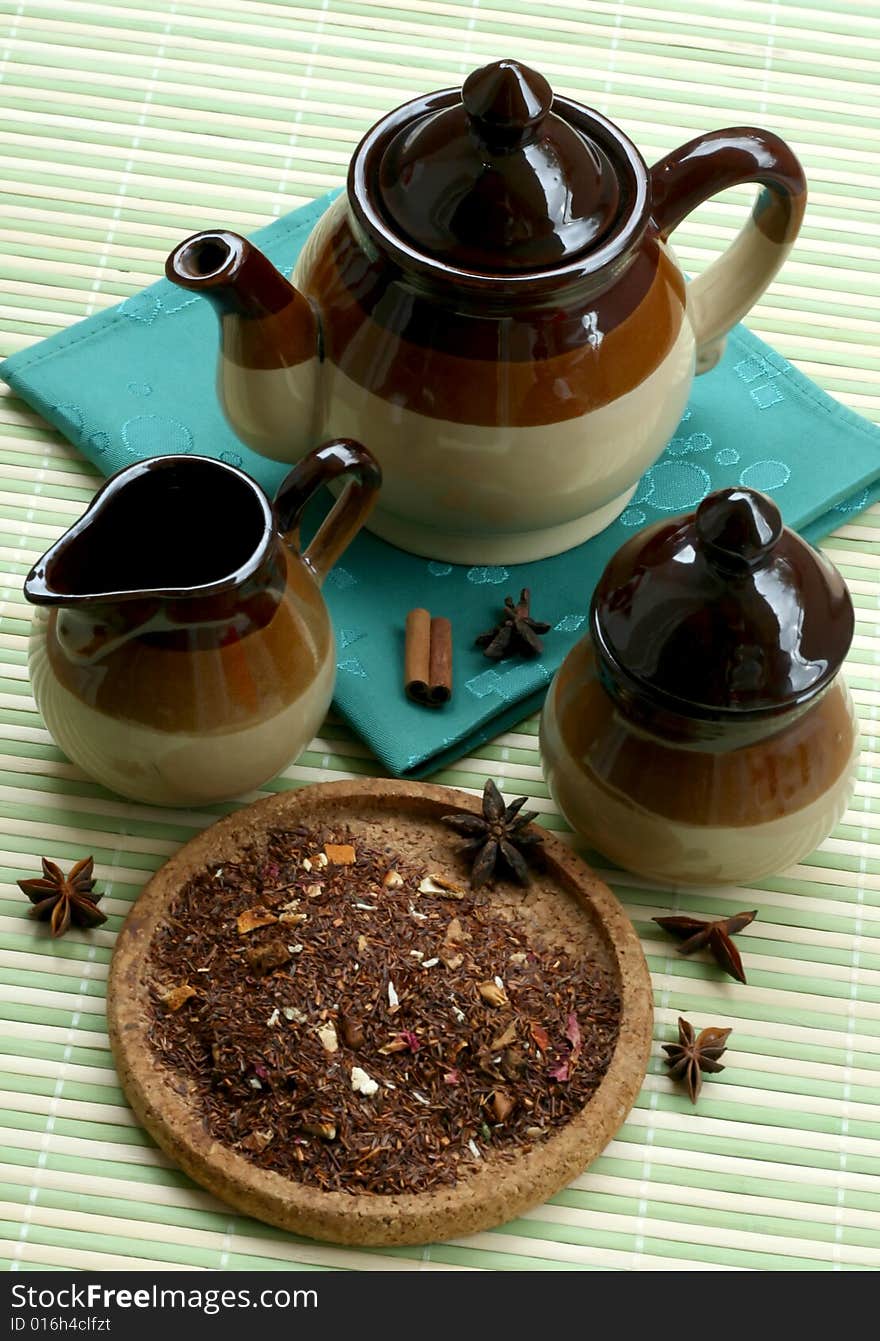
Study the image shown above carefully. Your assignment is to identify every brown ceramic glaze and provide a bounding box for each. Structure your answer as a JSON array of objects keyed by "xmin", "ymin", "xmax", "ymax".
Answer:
[
  {"xmin": 24, "ymin": 444, "xmax": 381, "ymax": 806},
  {"xmin": 107, "ymin": 779, "xmax": 654, "ymax": 1247},
  {"xmin": 167, "ymin": 231, "xmax": 318, "ymax": 371},
  {"xmin": 651, "ymin": 128, "xmax": 806, "ymax": 248},
  {"xmin": 166, "ymin": 60, "xmax": 807, "ymax": 563},
  {"xmin": 297, "ymin": 204, "xmax": 686, "ymax": 426},
  {"xmin": 378, "ymin": 59, "xmax": 622, "ymax": 271},
  {"xmin": 549, "ymin": 639, "xmax": 855, "ymax": 829},
  {"xmin": 593, "ymin": 488, "xmax": 854, "ymax": 721},
  {"xmin": 540, "ymin": 489, "xmax": 859, "ymax": 887}
]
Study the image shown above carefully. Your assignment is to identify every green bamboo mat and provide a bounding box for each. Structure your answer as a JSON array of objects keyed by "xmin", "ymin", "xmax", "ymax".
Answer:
[{"xmin": 0, "ymin": 0, "xmax": 879, "ymax": 1273}]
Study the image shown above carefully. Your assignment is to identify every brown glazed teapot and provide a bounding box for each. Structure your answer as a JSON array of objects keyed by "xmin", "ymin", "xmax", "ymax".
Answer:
[
  {"xmin": 540, "ymin": 489, "xmax": 859, "ymax": 887},
  {"xmin": 167, "ymin": 60, "xmax": 806, "ymax": 564}
]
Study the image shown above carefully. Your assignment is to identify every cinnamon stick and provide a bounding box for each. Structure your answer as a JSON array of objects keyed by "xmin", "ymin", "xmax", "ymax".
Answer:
[
  {"xmin": 405, "ymin": 608, "xmax": 431, "ymax": 704},
  {"xmin": 428, "ymin": 616, "xmax": 453, "ymax": 704},
  {"xmin": 405, "ymin": 609, "xmax": 453, "ymax": 706}
]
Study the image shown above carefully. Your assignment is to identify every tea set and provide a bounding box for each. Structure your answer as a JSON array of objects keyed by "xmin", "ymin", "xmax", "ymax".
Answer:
[{"xmin": 23, "ymin": 60, "xmax": 857, "ymax": 885}]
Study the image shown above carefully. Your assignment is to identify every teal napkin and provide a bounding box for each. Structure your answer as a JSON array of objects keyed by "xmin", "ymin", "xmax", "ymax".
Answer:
[{"xmin": 3, "ymin": 190, "xmax": 880, "ymax": 778}]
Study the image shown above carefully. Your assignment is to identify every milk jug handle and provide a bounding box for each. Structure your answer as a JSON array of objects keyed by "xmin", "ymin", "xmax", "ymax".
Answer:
[
  {"xmin": 650, "ymin": 128, "xmax": 807, "ymax": 373},
  {"xmin": 274, "ymin": 439, "xmax": 382, "ymax": 585}
]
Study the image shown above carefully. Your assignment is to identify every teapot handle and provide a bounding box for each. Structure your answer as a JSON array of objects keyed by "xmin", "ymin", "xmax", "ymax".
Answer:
[
  {"xmin": 274, "ymin": 439, "xmax": 382, "ymax": 585},
  {"xmin": 650, "ymin": 129, "xmax": 807, "ymax": 373}
]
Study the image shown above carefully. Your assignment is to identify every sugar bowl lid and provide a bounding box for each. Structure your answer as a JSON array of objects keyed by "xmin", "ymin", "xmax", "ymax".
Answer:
[
  {"xmin": 376, "ymin": 59, "xmax": 623, "ymax": 272},
  {"xmin": 592, "ymin": 488, "xmax": 854, "ymax": 717}
]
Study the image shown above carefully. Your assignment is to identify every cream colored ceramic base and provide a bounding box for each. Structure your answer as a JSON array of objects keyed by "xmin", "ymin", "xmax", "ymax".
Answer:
[
  {"xmin": 219, "ymin": 288, "xmax": 695, "ymax": 563},
  {"xmin": 365, "ymin": 484, "xmax": 639, "ymax": 563},
  {"xmin": 540, "ymin": 691, "xmax": 860, "ymax": 888},
  {"xmin": 108, "ymin": 780, "xmax": 653, "ymax": 1247},
  {"xmin": 29, "ymin": 638, "xmax": 336, "ymax": 807},
  {"xmin": 220, "ymin": 353, "xmax": 321, "ymax": 461}
]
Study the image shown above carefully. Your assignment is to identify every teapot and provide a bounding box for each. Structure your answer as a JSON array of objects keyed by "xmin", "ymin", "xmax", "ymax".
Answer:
[
  {"xmin": 23, "ymin": 441, "xmax": 381, "ymax": 807},
  {"xmin": 166, "ymin": 59, "xmax": 806, "ymax": 565},
  {"xmin": 539, "ymin": 489, "xmax": 859, "ymax": 887}
]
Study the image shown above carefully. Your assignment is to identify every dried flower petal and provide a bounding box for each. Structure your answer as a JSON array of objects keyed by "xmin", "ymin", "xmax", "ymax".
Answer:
[
  {"xmin": 529, "ymin": 1022, "xmax": 550, "ymax": 1052},
  {"xmin": 565, "ymin": 1012, "xmax": 582, "ymax": 1051}
]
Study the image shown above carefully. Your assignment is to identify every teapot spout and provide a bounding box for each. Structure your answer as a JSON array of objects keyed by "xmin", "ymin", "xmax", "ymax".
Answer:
[{"xmin": 166, "ymin": 231, "xmax": 322, "ymax": 463}]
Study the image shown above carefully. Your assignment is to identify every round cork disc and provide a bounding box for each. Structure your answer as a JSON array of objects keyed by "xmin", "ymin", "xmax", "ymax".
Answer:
[{"xmin": 108, "ymin": 779, "xmax": 653, "ymax": 1247}]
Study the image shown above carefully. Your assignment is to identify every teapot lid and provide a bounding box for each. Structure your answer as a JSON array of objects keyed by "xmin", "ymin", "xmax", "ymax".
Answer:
[
  {"xmin": 592, "ymin": 488, "xmax": 854, "ymax": 718},
  {"xmin": 376, "ymin": 60, "xmax": 625, "ymax": 272}
]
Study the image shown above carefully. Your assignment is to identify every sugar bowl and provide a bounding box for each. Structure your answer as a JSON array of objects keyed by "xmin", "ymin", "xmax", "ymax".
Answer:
[{"xmin": 540, "ymin": 488, "xmax": 859, "ymax": 886}]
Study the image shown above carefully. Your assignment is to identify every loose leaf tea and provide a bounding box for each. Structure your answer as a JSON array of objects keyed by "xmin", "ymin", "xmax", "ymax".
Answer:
[{"xmin": 147, "ymin": 825, "xmax": 620, "ymax": 1196}]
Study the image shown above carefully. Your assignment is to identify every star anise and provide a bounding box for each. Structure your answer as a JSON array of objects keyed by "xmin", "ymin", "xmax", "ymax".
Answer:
[
  {"xmin": 18, "ymin": 856, "xmax": 106, "ymax": 938},
  {"xmin": 442, "ymin": 778, "xmax": 544, "ymax": 889},
  {"xmin": 662, "ymin": 1016, "xmax": 731, "ymax": 1104},
  {"xmin": 653, "ymin": 909, "xmax": 757, "ymax": 983},
  {"xmin": 475, "ymin": 588, "xmax": 551, "ymax": 660}
]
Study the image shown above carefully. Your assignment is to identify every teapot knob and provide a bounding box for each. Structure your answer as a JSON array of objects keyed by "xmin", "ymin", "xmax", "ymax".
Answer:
[
  {"xmin": 462, "ymin": 59, "xmax": 553, "ymax": 149},
  {"xmin": 695, "ymin": 488, "xmax": 784, "ymax": 569}
]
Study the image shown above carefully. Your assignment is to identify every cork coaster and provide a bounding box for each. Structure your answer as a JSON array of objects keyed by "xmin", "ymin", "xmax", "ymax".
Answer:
[{"xmin": 108, "ymin": 780, "xmax": 653, "ymax": 1246}]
